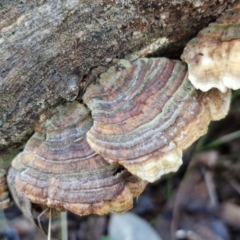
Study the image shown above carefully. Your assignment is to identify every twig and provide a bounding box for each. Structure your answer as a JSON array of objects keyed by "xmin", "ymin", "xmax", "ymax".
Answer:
[
  {"xmin": 201, "ymin": 167, "xmax": 218, "ymax": 207},
  {"xmin": 198, "ymin": 130, "xmax": 240, "ymax": 152},
  {"xmin": 48, "ymin": 208, "xmax": 52, "ymax": 240},
  {"xmin": 224, "ymin": 174, "xmax": 240, "ymax": 195},
  {"xmin": 60, "ymin": 212, "xmax": 68, "ymax": 240},
  {"xmin": 0, "ymin": 210, "xmax": 9, "ymax": 232},
  {"xmin": 37, "ymin": 208, "xmax": 48, "ymax": 233}
]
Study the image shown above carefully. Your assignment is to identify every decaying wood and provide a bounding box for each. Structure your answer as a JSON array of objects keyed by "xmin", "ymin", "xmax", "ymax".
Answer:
[{"xmin": 0, "ymin": 0, "xmax": 235, "ymax": 155}]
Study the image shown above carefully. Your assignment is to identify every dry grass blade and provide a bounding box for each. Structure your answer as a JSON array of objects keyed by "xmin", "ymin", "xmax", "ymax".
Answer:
[
  {"xmin": 60, "ymin": 212, "xmax": 68, "ymax": 240},
  {"xmin": 37, "ymin": 208, "xmax": 48, "ymax": 234},
  {"xmin": 198, "ymin": 130, "xmax": 240, "ymax": 152},
  {"xmin": 201, "ymin": 167, "xmax": 218, "ymax": 207},
  {"xmin": 48, "ymin": 208, "xmax": 52, "ymax": 240}
]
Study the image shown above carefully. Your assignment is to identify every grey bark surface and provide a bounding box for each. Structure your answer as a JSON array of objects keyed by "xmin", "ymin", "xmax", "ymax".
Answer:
[{"xmin": 0, "ymin": 0, "xmax": 235, "ymax": 157}]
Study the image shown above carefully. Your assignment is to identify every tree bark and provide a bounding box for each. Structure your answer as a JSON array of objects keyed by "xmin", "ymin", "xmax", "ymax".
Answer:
[{"xmin": 0, "ymin": 0, "xmax": 235, "ymax": 155}]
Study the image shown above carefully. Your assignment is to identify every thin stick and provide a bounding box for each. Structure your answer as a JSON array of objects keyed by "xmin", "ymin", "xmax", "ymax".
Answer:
[
  {"xmin": 37, "ymin": 208, "xmax": 49, "ymax": 233},
  {"xmin": 224, "ymin": 174, "xmax": 240, "ymax": 195},
  {"xmin": 48, "ymin": 208, "xmax": 52, "ymax": 240},
  {"xmin": 0, "ymin": 210, "xmax": 9, "ymax": 232},
  {"xmin": 198, "ymin": 130, "xmax": 240, "ymax": 152},
  {"xmin": 60, "ymin": 212, "xmax": 68, "ymax": 240},
  {"xmin": 202, "ymin": 167, "xmax": 218, "ymax": 207}
]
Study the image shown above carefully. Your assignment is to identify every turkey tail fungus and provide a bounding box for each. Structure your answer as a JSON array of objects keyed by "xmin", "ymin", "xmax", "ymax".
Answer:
[
  {"xmin": 9, "ymin": 102, "xmax": 146, "ymax": 216},
  {"xmin": 83, "ymin": 58, "xmax": 230, "ymax": 182}
]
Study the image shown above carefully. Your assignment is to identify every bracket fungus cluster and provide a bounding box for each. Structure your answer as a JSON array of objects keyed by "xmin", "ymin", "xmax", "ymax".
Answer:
[
  {"xmin": 9, "ymin": 102, "xmax": 146, "ymax": 216},
  {"xmin": 181, "ymin": 4, "xmax": 240, "ymax": 92},
  {"xmin": 7, "ymin": 57, "xmax": 231, "ymax": 217},
  {"xmin": 83, "ymin": 58, "xmax": 230, "ymax": 183}
]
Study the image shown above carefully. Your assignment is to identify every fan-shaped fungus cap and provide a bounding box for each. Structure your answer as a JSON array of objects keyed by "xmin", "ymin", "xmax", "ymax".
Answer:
[
  {"xmin": 83, "ymin": 58, "xmax": 230, "ymax": 182},
  {"xmin": 10, "ymin": 102, "xmax": 146, "ymax": 216},
  {"xmin": 7, "ymin": 167, "xmax": 35, "ymax": 221},
  {"xmin": 0, "ymin": 169, "xmax": 10, "ymax": 209},
  {"xmin": 181, "ymin": 5, "xmax": 240, "ymax": 92}
]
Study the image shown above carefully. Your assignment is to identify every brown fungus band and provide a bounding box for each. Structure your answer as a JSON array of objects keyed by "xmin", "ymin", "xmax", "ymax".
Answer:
[
  {"xmin": 0, "ymin": 168, "xmax": 10, "ymax": 209},
  {"xmin": 9, "ymin": 102, "xmax": 146, "ymax": 216},
  {"xmin": 181, "ymin": 4, "xmax": 240, "ymax": 92},
  {"xmin": 83, "ymin": 58, "xmax": 230, "ymax": 182}
]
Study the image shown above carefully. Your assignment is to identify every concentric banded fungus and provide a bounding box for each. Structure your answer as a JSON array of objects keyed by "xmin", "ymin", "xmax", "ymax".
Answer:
[
  {"xmin": 10, "ymin": 102, "xmax": 146, "ymax": 216},
  {"xmin": 181, "ymin": 5, "xmax": 240, "ymax": 92},
  {"xmin": 0, "ymin": 169, "xmax": 10, "ymax": 209},
  {"xmin": 7, "ymin": 167, "xmax": 34, "ymax": 221},
  {"xmin": 83, "ymin": 58, "xmax": 230, "ymax": 182}
]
